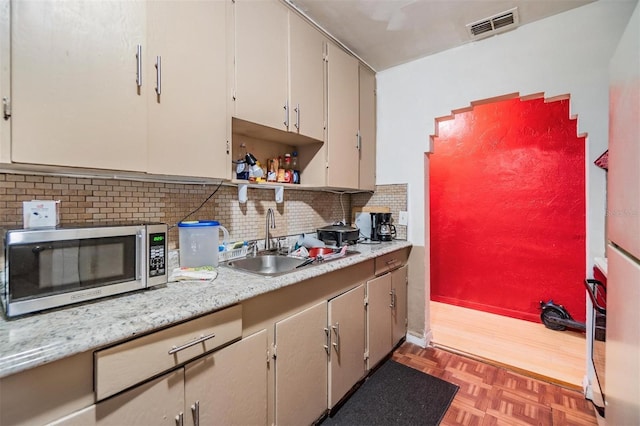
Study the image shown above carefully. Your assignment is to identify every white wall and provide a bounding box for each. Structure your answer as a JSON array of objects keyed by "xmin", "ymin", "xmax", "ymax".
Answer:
[{"xmin": 377, "ymin": 0, "xmax": 638, "ymax": 273}]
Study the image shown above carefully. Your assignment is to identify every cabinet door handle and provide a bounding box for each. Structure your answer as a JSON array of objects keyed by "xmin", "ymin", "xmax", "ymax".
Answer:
[
  {"xmin": 191, "ymin": 401, "xmax": 200, "ymax": 426},
  {"xmin": 324, "ymin": 327, "xmax": 330, "ymax": 354},
  {"xmin": 175, "ymin": 412, "xmax": 184, "ymax": 426},
  {"xmin": 283, "ymin": 101, "xmax": 289, "ymax": 129},
  {"xmin": 136, "ymin": 45, "xmax": 143, "ymax": 89},
  {"xmin": 331, "ymin": 322, "xmax": 340, "ymax": 353},
  {"xmin": 155, "ymin": 56, "xmax": 162, "ymax": 96},
  {"xmin": 2, "ymin": 96, "xmax": 11, "ymax": 120},
  {"xmin": 389, "ymin": 289, "xmax": 395, "ymax": 308},
  {"xmin": 295, "ymin": 103, "xmax": 300, "ymax": 130},
  {"xmin": 356, "ymin": 130, "xmax": 361, "ymax": 151},
  {"xmin": 168, "ymin": 332, "xmax": 216, "ymax": 355}
]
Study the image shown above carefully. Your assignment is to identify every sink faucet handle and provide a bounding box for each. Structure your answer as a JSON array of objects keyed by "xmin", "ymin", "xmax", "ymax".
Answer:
[
  {"xmin": 246, "ymin": 240, "xmax": 259, "ymax": 257},
  {"xmin": 277, "ymin": 237, "xmax": 290, "ymax": 255}
]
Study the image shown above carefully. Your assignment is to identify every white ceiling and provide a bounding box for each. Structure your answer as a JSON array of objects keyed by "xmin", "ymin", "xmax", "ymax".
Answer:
[{"xmin": 287, "ymin": 0, "xmax": 596, "ymax": 71}]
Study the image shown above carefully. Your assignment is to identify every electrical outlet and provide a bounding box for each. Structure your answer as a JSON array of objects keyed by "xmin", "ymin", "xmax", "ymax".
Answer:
[{"xmin": 398, "ymin": 211, "xmax": 408, "ymax": 226}]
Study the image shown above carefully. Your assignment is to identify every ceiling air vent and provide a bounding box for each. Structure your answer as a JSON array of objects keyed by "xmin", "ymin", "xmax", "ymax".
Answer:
[{"xmin": 467, "ymin": 7, "xmax": 519, "ymax": 39}]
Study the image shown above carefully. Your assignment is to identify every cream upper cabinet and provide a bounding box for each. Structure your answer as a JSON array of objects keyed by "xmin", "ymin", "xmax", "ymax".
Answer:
[
  {"xmin": 146, "ymin": 1, "xmax": 229, "ymax": 179},
  {"xmin": 9, "ymin": 0, "xmax": 147, "ymax": 172},
  {"xmin": 233, "ymin": 0, "xmax": 289, "ymax": 132},
  {"xmin": 7, "ymin": 0, "xmax": 229, "ymax": 179},
  {"xmin": 326, "ymin": 42, "xmax": 360, "ymax": 189},
  {"xmin": 288, "ymin": 12, "xmax": 325, "ymax": 142},
  {"xmin": 358, "ymin": 65, "xmax": 376, "ymax": 191}
]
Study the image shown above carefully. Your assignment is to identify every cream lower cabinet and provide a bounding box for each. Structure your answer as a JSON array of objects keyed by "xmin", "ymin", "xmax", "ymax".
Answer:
[
  {"xmin": 273, "ymin": 285, "xmax": 366, "ymax": 424},
  {"xmin": 274, "ymin": 301, "xmax": 328, "ymax": 426},
  {"xmin": 184, "ymin": 329, "xmax": 268, "ymax": 426},
  {"xmin": 51, "ymin": 330, "xmax": 268, "ymax": 426},
  {"xmin": 49, "ymin": 370, "xmax": 185, "ymax": 426},
  {"xmin": 366, "ymin": 264, "xmax": 408, "ymax": 370},
  {"xmin": 391, "ymin": 265, "xmax": 408, "ymax": 345},
  {"xmin": 328, "ymin": 284, "xmax": 366, "ymax": 408}
]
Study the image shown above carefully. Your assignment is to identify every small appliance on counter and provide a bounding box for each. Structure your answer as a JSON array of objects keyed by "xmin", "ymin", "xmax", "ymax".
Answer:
[
  {"xmin": 316, "ymin": 224, "xmax": 359, "ymax": 246},
  {"xmin": 1, "ymin": 222, "xmax": 168, "ymax": 317},
  {"xmin": 371, "ymin": 213, "xmax": 396, "ymax": 242},
  {"xmin": 178, "ymin": 220, "xmax": 229, "ymax": 267}
]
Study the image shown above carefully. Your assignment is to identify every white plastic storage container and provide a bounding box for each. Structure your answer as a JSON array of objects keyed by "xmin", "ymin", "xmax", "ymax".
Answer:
[{"xmin": 178, "ymin": 221, "xmax": 228, "ymax": 267}]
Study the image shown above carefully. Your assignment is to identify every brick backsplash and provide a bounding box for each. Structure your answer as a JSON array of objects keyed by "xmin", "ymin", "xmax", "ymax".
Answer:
[
  {"xmin": 352, "ymin": 184, "xmax": 408, "ymax": 240},
  {"xmin": 0, "ymin": 173, "xmax": 408, "ymax": 248}
]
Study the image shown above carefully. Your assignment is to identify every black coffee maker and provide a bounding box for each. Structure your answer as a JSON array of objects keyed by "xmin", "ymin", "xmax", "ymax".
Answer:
[{"xmin": 370, "ymin": 212, "xmax": 396, "ymax": 241}]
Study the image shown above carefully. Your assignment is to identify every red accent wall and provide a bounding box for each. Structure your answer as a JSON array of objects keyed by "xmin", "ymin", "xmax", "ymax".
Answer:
[{"xmin": 430, "ymin": 97, "xmax": 586, "ymax": 323}]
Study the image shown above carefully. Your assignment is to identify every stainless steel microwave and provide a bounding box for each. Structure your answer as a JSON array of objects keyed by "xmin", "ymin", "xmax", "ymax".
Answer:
[{"xmin": 1, "ymin": 223, "xmax": 168, "ymax": 317}]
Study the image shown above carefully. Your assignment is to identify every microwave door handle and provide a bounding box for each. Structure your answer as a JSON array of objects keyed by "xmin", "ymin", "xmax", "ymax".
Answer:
[{"xmin": 137, "ymin": 230, "xmax": 145, "ymax": 283}]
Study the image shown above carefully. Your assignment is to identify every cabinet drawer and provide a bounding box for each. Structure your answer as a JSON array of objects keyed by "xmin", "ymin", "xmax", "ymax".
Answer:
[
  {"xmin": 374, "ymin": 249, "xmax": 408, "ymax": 276},
  {"xmin": 95, "ymin": 304, "xmax": 242, "ymax": 400}
]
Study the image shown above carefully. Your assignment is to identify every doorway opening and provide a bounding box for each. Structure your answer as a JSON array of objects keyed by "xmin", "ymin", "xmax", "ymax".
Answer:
[
  {"xmin": 427, "ymin": 93, "xmax": 587, "ymax": 386},
  {"xmin": 429, "ymin": 93, "xmax": 586, "ymax": 323}
]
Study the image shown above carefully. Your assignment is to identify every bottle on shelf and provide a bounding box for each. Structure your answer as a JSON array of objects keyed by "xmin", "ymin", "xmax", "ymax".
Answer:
[
  {"xmin": 267, "ymin": 158, "xmax": 277, "ymax": 182},
  {"xmin": 236, "ymin": 154, "xmax": 249, "ymax": 180},
  {"xmin": 276, "ymin": 155, "xmax": 285, "ymax": 183},
  {"xmin": 291, "ymin": 151, "xmax": 300, "ymax": 184},
  {"xmin": 283, "ymin": 153, "xmax": 292, "ymax": 184}
]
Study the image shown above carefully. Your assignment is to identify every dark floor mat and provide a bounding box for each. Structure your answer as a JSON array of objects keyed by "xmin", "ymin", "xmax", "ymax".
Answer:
[{"xmin": 322, "ymin": 359, "xmax": 458, "ymax": 426}]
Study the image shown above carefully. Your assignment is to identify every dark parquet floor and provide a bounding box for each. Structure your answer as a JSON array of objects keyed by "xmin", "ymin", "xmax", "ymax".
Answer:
[{"xmin": 391, "ymin": 342, "xmax": 600, "ymax": 426}]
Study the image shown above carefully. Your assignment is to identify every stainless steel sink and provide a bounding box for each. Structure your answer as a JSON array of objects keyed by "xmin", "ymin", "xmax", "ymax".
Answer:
[
  {"xmin": 225, "ymin": 254, "xmax": 308, "ymax": 277},
  {"xmin": 224, "ymin": 250, "xmax": 360, "ymax": 277}
]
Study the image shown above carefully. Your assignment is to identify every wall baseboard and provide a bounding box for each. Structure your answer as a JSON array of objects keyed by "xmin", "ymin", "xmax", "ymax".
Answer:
[{"xmin": 406, "ymin": 330, "xmax": 431, "ymax": 348}]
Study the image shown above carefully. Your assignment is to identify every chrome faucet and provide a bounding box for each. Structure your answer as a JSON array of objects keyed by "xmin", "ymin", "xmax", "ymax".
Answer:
[{"xmin": 265, "ymin": 208, "xmax": 276, "ymax": 251}]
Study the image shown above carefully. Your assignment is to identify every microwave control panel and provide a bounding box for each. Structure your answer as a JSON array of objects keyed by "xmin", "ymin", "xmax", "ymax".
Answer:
[{"xmin": 148, "ymin": 232, "xmax": 166, "ymax": 278}]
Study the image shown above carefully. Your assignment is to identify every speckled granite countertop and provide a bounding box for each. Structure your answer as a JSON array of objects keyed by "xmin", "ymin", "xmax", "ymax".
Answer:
[{"xmin": 0, "ymin": 240, "xmax": 411, "ymax": 379}]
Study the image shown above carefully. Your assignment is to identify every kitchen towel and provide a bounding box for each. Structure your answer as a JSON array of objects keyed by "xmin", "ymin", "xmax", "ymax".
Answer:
[{"xmin": 169, "ymin": 266, "xmax": 218, "ymax": 282}]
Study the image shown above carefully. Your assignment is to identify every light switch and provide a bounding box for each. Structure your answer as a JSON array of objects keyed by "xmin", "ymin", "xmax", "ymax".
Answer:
[{"xmin": 398, "ymin": 211, "xmax": 408, "ymax": 226}]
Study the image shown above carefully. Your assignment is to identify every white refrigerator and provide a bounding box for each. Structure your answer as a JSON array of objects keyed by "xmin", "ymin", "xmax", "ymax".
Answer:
[{"xmin": 605, "ymin": 3, "xmax": 640, "ymax": 424}]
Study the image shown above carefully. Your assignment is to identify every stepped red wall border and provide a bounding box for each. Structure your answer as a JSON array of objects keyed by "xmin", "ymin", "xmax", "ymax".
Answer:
[{"xmin": 429, "ymin": 96, "xmax": 586, "ymax": 323}]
